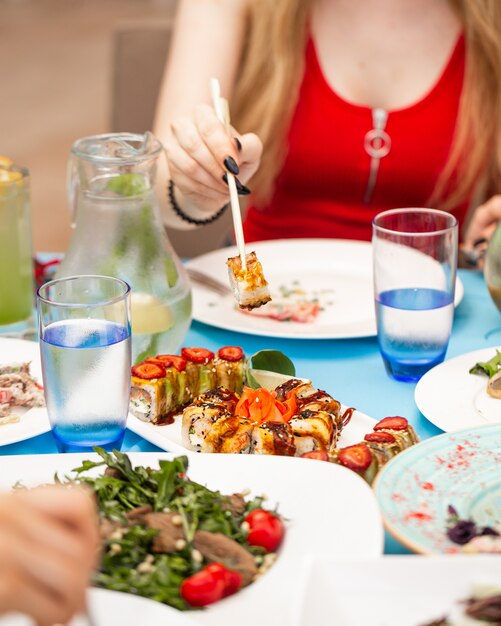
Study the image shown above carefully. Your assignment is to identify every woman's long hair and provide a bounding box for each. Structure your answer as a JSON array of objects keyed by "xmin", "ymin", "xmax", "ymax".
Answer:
[{"xmin": 232, "ymin": 0, "xmax": 501, "ymax": 213}]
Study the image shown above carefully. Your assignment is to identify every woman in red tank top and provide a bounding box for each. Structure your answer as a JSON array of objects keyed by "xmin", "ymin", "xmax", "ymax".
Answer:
[
  {"xmin": 244, "ymin": 36, "xmax": 467, "ymax": 242},
  {"xmin": 156, "ymin": 0, "xmax": 501, "ymax": 257}
]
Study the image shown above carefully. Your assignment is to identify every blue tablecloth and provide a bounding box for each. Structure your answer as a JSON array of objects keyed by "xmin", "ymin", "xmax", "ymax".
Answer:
[{"xmin": 3, "ymin": 269, "xmax": 500, "ymax": 555}]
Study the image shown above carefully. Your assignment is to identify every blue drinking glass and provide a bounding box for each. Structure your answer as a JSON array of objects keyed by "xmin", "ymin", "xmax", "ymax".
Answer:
[
  {"xmin": 372, "ymin": 209, "xmax": 458, "ymax": 382},
  {"xmin": 37, "ymin": 275, "xmax": 131, "ymax": 452}
]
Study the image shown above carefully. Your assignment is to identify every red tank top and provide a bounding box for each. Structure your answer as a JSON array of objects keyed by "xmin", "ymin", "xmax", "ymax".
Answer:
[{"xmin": 243, "ymin": 35, "xmax": 466, "ymax": 242}]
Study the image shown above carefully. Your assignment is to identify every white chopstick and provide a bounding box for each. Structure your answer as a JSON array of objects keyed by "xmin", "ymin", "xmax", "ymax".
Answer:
[{"xmin": 210, "ymin": 78, "xmax": 247, "ymax": 270}]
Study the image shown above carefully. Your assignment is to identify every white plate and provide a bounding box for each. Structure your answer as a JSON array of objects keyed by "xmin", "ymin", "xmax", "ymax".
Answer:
[
  {"xmin": 0, "ymin": 452, "xmax": 384, "ymax": 626},
  {"xmin": 415, "ymin": 346, "xmax": 501, "ymax": 432},
  {"xmin": 294, "ymin": 555, "xmax": 501, "ymax": 626},
  {"xmin": 0, "ymin": 338, "xmax": 50, "ymax": 446},
  {"xmin": 186, "ymin": 239, "xmax": 464, "ymax": 340},
  {"xmin": 0, "ymin": 588, "xmax": 198, "ymax": 626},
  {"xmin": 127, "ymin": 404, "xmax": 376, "ymax": 454}
]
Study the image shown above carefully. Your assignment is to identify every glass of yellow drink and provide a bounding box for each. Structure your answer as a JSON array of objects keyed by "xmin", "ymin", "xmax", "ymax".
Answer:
[{"xmin": 0, "ymin": 159, "xmax": 34, "ymax": 334}]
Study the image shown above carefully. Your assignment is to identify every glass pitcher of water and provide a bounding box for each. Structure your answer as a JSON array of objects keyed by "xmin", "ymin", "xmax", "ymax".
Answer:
[{"xmin": 56, "ymin": 132, "xmax": 192, "ymax": 364}]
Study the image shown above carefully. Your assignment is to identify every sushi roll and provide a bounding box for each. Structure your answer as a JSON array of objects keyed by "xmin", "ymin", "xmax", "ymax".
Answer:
[
  {"xmin": 182, "ymin": 387, "xmax": 241, "ymax": 450},
  {"xmin": 145, "ymin": 354, "xmax": 190, "ymax": 413},
  {"xmin": 130, "ymin": 362, "xmax": 167, "ymax": 423},
  {"xmin": 251, "ymin": 422, "xmax": 296, "ymax": 456},
  {"xmin": 191, "ymin": 387, "xmax": 240, "ymax": 412},
  {"xmin": 363, "ymin": 431, "xmax": 402, "ymax": 465},
  {"xmin": 213, "ymin": 346, "xmax": 245, "ymax": 392},
  {"xmin": 181, "ymin": 348, "xmax": 217, "ymax": 398},
  {"xmin": 333, "ymin": 443, "xmax": 380, "ymax": 485},
  {"xmin": 372, "ymin": 416, "xmax": 419, "ymax": 449},
  {"xmin": 289, "ymin": 409, "xmax": 335, "ymax": 455},
  {"xmin": 226, "ymin": 251, "xmax": 271, "ymax": 310},
  {"xmin": 201, "ymin": 415, "xmax": 254, "ymax": 453},
  {"xmin": 182, "ymin": 404, "xmax": 232, "ymax": 451},
  {"xmin": 274, "ymin": 378, "xmax": 309, "ymax": 402}
]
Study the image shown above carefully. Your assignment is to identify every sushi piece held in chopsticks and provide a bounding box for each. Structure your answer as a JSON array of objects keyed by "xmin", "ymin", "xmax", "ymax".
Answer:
[
  {"xmin": 227, "ymin": 251, "xmax": 272, "ymax": 310},
  {"xmin": 210, "ymin": 78, "xmax": 272, "ymax": 311}
]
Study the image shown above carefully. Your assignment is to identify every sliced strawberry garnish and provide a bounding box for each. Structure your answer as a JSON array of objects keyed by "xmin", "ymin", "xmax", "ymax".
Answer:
[
  {"xmin": 364, "ymin": 431, "xmax": 396, "ymax": 444},
  {"xmin": 300, "ymin": 450, "xmax": 330, "ymax": 462},
  {"xmin": 181, "ymin": 347, "xmax": 215, "ymax": 364},
  {"xmin": 131, "ymin": 362, "xmax": 166, "ymax": 380},
  {"xmin": 147, "ymin": 355, "xmax": 187, "ymax": 372},
  {"xmin": 374, "ymin": 416, "xmax": 409, "ymax": 431},
  {"xmin": 217, "ymin": 346, "xmax": 244, "ymax": 362},
  {"xmin": 338, "ymin": 443, "xmax": 372, "ymax": 472}
]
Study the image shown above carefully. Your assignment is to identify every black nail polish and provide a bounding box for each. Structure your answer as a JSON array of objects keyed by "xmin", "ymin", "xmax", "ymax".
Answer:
[
  {"xmin": 222, "ymin": 173, "xmax": 250, "ymax": 195},
  {"xmin": 234, "ymin": 137, "xmax": 242, "ymax": 152},
  {"xmin": 473, "ymin": 237, "xmax": 488, "ymax": 247},
  {"xmin": 235, "ymin": 179, "xmax": 251, "ymax": 195},
  {"xmin": 223, "ymin": 156, "xmax": 239, "ymax": 175}
]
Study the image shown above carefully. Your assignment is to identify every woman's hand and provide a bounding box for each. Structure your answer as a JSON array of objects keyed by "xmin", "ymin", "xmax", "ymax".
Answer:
[
  {"xmin": 165, "ymin": 103, "xmax": 263, "ymax": 216},
  {"xmin": 0, "ymin": 486, "xmax": 99, "ymax": 626},
  {"xmin": 461, "ymin": 195, "xmax": 501, "ymax": 267}
]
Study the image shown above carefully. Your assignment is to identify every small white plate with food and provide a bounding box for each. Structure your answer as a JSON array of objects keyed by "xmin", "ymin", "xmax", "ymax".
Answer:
[
  {"xmin": 0, "ymin": 338, "xmax": 50, "ymax": 446},
  {"xmin": 293, "ymin": 555, "xmax": 501, "ymax": 626},
  {"xmin": 415, "ymin": 346, "xmax": 501, "ymax": 432},
  {"xmin": 186, "ymin": 239, "xmax": 464, "ymax": 340},
  {"xmin": 0, "ymin": 451, "xmax": 383, "ymax": 626}
]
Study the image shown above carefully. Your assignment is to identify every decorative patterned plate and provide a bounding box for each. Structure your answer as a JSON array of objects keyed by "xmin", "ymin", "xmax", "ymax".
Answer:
[{"xmin": 373, "ymin": 423, "xmax": 501, "ymax": 554}]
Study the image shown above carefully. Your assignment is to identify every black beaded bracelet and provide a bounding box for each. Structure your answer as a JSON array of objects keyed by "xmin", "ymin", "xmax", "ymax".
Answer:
[{"xmin": 168, "ymin": 179, "xmax": 228, "ymax": 225}]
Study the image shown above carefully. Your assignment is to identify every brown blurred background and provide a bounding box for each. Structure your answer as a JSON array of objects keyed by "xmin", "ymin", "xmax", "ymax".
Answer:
[{"xmin": 0, "ymin": 0, "xmax": 175, "ymax": 252}]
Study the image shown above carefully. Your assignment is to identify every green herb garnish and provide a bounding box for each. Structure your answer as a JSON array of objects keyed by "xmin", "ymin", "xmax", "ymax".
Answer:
[{"xmin": 469, "ymin": 350, "xmax": 501, "ymax": 377}]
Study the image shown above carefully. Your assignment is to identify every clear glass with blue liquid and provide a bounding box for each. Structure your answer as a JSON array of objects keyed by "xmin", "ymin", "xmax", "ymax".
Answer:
[
  {"xmin": 38, "ymin": 275, "xmax": 131, "ymax": 452},
  {"xmin": 373, "ymin": 209, "xmax": 458, "ymax": 382}
]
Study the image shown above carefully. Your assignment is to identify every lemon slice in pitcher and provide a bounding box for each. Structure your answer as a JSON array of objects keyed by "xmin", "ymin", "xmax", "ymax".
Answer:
[
  {"xmin": 0, "ymin": 156, "xmax": 13, "ymax": 168},
  {"xmin": 131, "ymin": 292, "xmax": 173, "ymax": 334}
]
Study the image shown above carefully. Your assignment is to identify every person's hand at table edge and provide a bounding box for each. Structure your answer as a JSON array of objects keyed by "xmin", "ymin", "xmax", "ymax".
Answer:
[{"xmin": 0, "ymin": 485, "xmax": 99, "ymax": 626}]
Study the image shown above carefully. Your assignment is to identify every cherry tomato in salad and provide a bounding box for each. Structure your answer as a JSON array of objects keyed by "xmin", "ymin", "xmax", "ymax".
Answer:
[
  {"xmin": 217, "ymin": 346, "xmax": 244, "ymax": 362},
  {"xmin": 244, "ymin": 509, "xmax": 285, "ymax": 552},
  {"xmin": 205, "ymin": 562, "xmax": 242, "ymax": 597},
  {"xmin": 181, "ymin": 347, "xmax": 215, "ymax": 364},
  {"xmin": 146, "ymin": 354, "xmax": 187, "ymax": 372},
  {"xmin": 180, "ymin": 562, "xmax": 242, "ymax": 607},
  {"xmin": 131, "ymin": 362, "xmax": 166, "ymax": 380}
]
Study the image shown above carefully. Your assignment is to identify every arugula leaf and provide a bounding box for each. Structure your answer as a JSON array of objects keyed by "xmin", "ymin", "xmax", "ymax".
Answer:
[{"xmin": 469, "ymin": 350, "xmax": 501, "ymax": 377}]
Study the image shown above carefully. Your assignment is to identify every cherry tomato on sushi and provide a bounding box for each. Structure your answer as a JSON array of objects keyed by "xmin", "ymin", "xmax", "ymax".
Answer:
[{"xmin": 244, "ymin": 509, "xmax": 285, "ymax": 552}]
